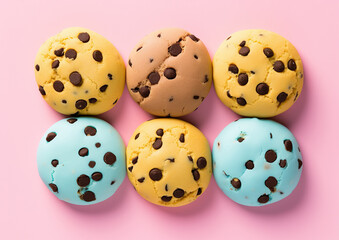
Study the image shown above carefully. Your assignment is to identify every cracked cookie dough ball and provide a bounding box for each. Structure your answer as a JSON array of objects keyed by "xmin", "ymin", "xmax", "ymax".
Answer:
[
  {"xmin": 126, "ymin": 118, "xmax": 212, "ymax": 207},
  {"xmin": 213, "ymin": 29, "xmax": 303, "ymax": 117},
  {"xmin": 35, "ymin": 27, "xmax": 125, "ymax": 115},
  {"xmin": 213, "ymin": 118, "xmax": 303, "ymax": 206},
  {"xmin": 127, "ymin": 28, "xmax": 212, "ymax": 117},
  {"xmin": 37, "ymin": 117, "xmax": 125, "ymax": 205}
]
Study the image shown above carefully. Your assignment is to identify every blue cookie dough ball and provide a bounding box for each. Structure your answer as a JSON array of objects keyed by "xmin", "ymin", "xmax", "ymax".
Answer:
[
  {"xmin": 213, "ymin": 118, "xmax": 302, "ymax": 206},
  {"xmin": 37, "ymin": 117, "xmax": 126, "ymax": 205}
]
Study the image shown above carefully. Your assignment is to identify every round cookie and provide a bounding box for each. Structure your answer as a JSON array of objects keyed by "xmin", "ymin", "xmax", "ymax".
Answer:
[
  {"xmin": 127, "ymin": 28, "xmax": 212, "ymax": 117},
  {"xmin": 213, "ymin": 29, "xmax": 303, "ymax": 117},
  {"xmin": 37, "ymin": 117, "xmax": 125, "ymax": 205},
  {"xmin": 35, "ymin": 27, "xmax": 125, "ymax": 115},
  {"xmin": 126, "ymin": 119, "xmax": 212, "ymax": 207},
  {"xmin": 213, "ymin": 118, "xmax": 303, "ymax": 206}
]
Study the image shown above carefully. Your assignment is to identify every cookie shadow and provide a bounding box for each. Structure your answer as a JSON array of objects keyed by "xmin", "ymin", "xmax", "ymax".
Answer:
[
  {"xmin": 241, "ymin": 163, "xmax": 308, "ymax": 215},
  {"xmin": 63, "ymin": 177, "xmax": 129, "ymax": 215}
]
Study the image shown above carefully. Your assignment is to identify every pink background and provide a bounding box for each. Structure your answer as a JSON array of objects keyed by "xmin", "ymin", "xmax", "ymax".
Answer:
[{"xmin": 1, "ymin": 0, "xmax": 338, "ymax": 239}]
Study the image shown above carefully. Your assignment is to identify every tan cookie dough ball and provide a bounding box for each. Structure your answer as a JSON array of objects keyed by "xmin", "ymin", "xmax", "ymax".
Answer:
[
  {"xmin": 213, "ymin": 29, "xmax": 303, "ymax": 117},
  {"xmin": 127, "ymin": 28, "xmax": 212, "ymax": 117},
  {"xmin": 126, "ymin": 119, "xmax": 212, "ymax": 207},
  {"xmin": 35, "ymin": 27, "xmax": 125, "ymax": 115}
]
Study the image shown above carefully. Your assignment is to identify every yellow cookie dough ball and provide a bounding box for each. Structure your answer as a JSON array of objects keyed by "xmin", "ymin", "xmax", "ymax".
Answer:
[
  {"xmin": 126, "ymin": 119, "xmax": 212, "ymax": 207},
  {"xmin": 35, "ymin": 27, "xmax": 125, "ymax": 115},
  {"xmin": 213, "ymin": 29, "xmax": 303, "ymax": 117}
]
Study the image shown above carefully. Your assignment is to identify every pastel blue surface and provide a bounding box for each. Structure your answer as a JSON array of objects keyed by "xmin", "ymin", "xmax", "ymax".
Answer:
[
  {"xmin": 212, "ymin": 118, "xmax": 302, "ymax": 206},
  {"xmin": 37, "ymin": 117, "xmax": 126, "ymax": 205}
]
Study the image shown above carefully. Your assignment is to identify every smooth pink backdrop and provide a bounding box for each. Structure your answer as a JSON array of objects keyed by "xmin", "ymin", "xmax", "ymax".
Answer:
[{"xmin": 1, "ymin": 0, "xmax": 338, "ymax": 239}]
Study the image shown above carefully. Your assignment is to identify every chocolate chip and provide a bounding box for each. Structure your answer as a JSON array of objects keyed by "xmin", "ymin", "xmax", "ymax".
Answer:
[
  {"xmin": 95, "ymin": 143, "xmax": 101, "ymax": 148},
  {"xmin": 86, "ymin": 99, "xmax": 96, "ymax": 105},
  {"xmin": 49, "ymin": 183, "xmax": 58, "ymax": 192},
  {"xmin": 197, "ymin": 188, "xmax": 202, "ymax": 195},
  {"xmin": 108, "ymin": 73, "xmax": 113, "ymax": 80},
  {"xmin": 128, "ymin": 166, "xmax": 133, "ymax": 172},
  {"xmin": 238, "ymin": 73, "xmax": 248, "ymax": 85},
  {"xmin": 256, "ymin": 83, "xmax": 269, "ymax": 95},
  {"xmin": 157, "ymin": 33, "xmax": 161, "ymax": 38},
  {"xmin": 169, "ymin": 96, "xmax": 174, "ymax": 102},
  {"xmin": 270, "ymin": 133, "xmax": 273, "ymax": 138},
  {"xmin": 294, "ymin": 92, "xmax": 299, "ymax": 101},
  {"xmin": 52, "ymin": 60, "xmax": 60, "ymax": 69},
  {"xmin": 65, "ymin": 49, "xmax": 77, "ymax": 59},
  {"xmin": 188, "ymin": 156, "xmax": 193, "ymax": 162},
  {"xmin": 135, "ymin": 133, "xmax": 140, "ymax": 140},
  {"xmin": 239, "ymin": 46, "xmax": 250, "ymax": 56},
  {"xmin": 77, "ymin": 174, "xmax": 90, "ymax": 187},
  {"xmin": 279, "ymin": 159, "xmax": 287, "ymax": 168},
  {"xmin": 273, "ymin": 61, "xmax": 285, "ymax": 72},
  {"xmin": 82, "ymin": 191, "xmax": 96, "ymax": 202},
  {"xmin": 150, "ymin": 58, "xmax": 153, "ymax": 63},
  {"xmin": 237, "ymin": 137, "xmax": 244, "ymax": 142},
  {"xmin": 197, "ymin": 157, "xmax": 207, "ymax": 169},
  {"xmin": 54, "ymin": 48, "xmax": 64, "ymax": 57},
  {"xmin": 228, "ymin": 64, "xmax": 239, "ymax": 74},
  {"xmin": 277, "ymin": 92, "xmax": 288, "ymax": 103},
  {"xmin": 226, "ymin": 36, "xmax": 232, "ymax": 40},
  {"xmin": 284, "ymin": 140, "xmax": 293, "ymax": 152},
  {"xmin": 139, "ymin": 86, "xmax": 150, "ymax": 98},
  {"xmin": 193, "ymin": 95, "xmax": 199, "ymax": 100},
  {"xmin": 168, "ymin": 43, "xmax": 182, "ymax": 56},
  {"xmin": 152, "ymin": 138, "xmax": 163, "ymax": 150},
  {"xmin": 156, "ymin": 129, "xmax": 164, "ymax": 136},
  {"xmin": 265, "ymin": 176, "xmax": 278, "ymax": 191},
  {"xmin": 258, "ymin": 194, "xmax": 269, "ymax": 203},
  {"xmin": 165, "ymin": 184, "xmax": 168, "ymax": 191},
  {"xmin": 84, "ymin": 126, "xmax": 96, "ymax": 136},
  {"xmin": 161, "ymin": 196, "xmax": 172, "ymax": 202},
  {"xmin": 245, "ymin": 160, "xmax": 254, "ymax": 169},
  {"xmin": 265, "ymin": 150, "xmax": 277, "ymax": 163},
  {"xmin": 288, "ymin": 59, "xmax": 297, "ymax": 71},
  {"xmin": 75, "ymin": 99, "xmax": 87, "ymax": 109},
  {"xmin": 39, "ymin": 86, "xmax": 46, "ymax": 95},
  {"xmin": 78, "ymin": 32, "xmax": 90, "ymax": 43},
  {"xmin": 62, "ymin": 100, "xmax": 67, "ymax": 104},
  {"xmin": 189, "ymin": 34, "xmax": 199, "ymax": 42},
  {"xmin": 173, "ymin": 188, "xmax": 185, "ymax": 198},
  {"xmin": 231, "ymin": 178, "xmax": 241, "ymax": 189},
  {"xmin": 92, "ymin": 172, "xmax": 102, "ymax": 181},
  {"xmin": 298, "ymin": 159, "xmax": 303, "ymax": 169},
  {"xmin": 89, "ymin": 161, "xmax": 96, "ymax": 168},
  {"xmin": 51, "ymin": 159, "xmax": 59, "ymax": 167},
  {"xmin": 104, "ymin": 152, "xmax": 116, "ymax": 165},
  {"xmin": 113, "ymin": 99, "xmax": 118, "ymax": 105},
  {"xmin": 138, "ymin": 177, "xmax": 145, "ymax": 183},
  {"xmin": 263, "ymin": 48, "xmax": 274, "ymax": 58},
  {"xmin": 53, "ymin": 80, "xmax": 64, "ymax": 92},
  {"xmin": 93, "ymin": 50, "xmax": 103, "ymax": 62},
  {"xmin": 179, "ymin": 133, "xmax": 185, "ymax": 143},
  {"xmin": 148, "ymin": 72, "xmax": 160, "ymax": 85},
  {"xmin": 35, "ymin": 64, "xmax": 40, "ymax": 71},
  {"xmin": 128, "ymin": 59, "xmax": 132, "ymax": 67},
  {"xmin": 227, "ymin": 90, "xmax": 232, "ymax": 98},
  {"xmin": 78, "ymin": 147, "xmax": 89, "ymax": 157},
  {"xmin": 69, "ymin": 71, "xmax": 82, "ymax": 86},
  {"xmin": 149, "ymin": 168, "xmax": 162, "ymax": 181},
  {"xmin": 239, "ymin": 41, "xmax": 246, "ymax": 47},
  {"xmin": 204, "ymin": 75, "xmax": 209, "ymax": 83},
  {"xmin": 194, "ymin": 54, "xmax": 198, "ymax": 59},
  {"xmin": 67, "ymin": 118, "xmax": 77, "ymax": 124},
  {"xmin": 46, "ymin": 132, "xmax": 56, "ymax": 142},
  {"xmin": 164, "ymin": 68, "xmax": 176, "ymax": 79},
  {"xmin": 100, "ymin": 85, "xmax": 108, "ymax": 92},
  {"xmin": 192, "ymin": 169, "xmax": 200, "ymax": 181},
  {"xmin": 110, "ymin": 181, "xmax": 115, "ymax": 185},
  {"xmin": 131, "ymin": 87, "xmax": 139, "ymax": 93},
  {"xmin": 237, "ymin": 97, "xmax": 247, "ymax": 106}
]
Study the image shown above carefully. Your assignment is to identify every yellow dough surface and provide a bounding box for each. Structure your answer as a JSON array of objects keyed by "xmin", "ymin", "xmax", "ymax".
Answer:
[
  {"xmin": 213, "ymin": 29, "xmax": 303, "ymax": 117},
  {"xmin": 126, "ymin": 118, "xmax": 212, "ymax": 207},
  {"xmin": 35, "ymin": 27, "xmax": 125, "ymax": 115}
]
